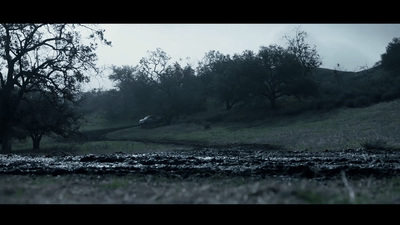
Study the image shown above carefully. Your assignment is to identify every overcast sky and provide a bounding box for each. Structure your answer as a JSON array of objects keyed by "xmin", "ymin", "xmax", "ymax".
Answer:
[{"xmin": 86, "ymin": 23, "xmax": 400, "ymax": 91}]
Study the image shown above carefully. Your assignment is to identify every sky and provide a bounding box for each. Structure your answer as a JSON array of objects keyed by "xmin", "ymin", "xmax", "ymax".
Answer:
[{"xmin": 85, "ymin": 23, "xmax": 400, "ymax": 91}]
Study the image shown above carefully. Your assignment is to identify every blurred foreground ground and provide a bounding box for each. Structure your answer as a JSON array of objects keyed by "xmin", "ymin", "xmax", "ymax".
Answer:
[
  {"xmin": 1, "ymin": 147, "xmax": 400, "ymax": 204},
  {"xmin": 2, "ymin": 173, "xmax": 400, "ymax": 204}
]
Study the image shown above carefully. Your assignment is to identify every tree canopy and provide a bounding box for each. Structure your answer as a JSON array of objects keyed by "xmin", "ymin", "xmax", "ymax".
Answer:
[{"xmin": 380, "ymin": 37, "xmax": 400, "ymax": 73}]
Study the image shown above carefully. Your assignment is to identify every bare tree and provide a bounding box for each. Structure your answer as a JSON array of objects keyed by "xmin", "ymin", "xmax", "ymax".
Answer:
[
  {"xmin": 139, "ymin": 48, "xmax": 171, "ymax": 82},
  {"xmin": 284, "ymin": 27, "xmax": 322, "ymax": 77}
]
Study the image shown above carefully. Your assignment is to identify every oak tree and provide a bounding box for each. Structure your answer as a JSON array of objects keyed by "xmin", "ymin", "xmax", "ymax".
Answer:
[{"xmin": 0, "ymin": 23, "xmax": 110, "ymax": 152}]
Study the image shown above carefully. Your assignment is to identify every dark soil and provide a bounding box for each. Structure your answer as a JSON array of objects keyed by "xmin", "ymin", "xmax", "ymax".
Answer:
[{"xmin": 1, "ymin": 146, "xmax": 400, "ymax": 180}]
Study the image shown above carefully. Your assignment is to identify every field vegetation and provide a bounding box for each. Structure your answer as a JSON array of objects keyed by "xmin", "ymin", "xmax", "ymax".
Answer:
[
  {"xmin": 11, "ymin": 97, "xmax": 400, "ymax": 155},
  {"xmin": 106, "ymin": 99, "xmax": 400, "ymax": 151}
]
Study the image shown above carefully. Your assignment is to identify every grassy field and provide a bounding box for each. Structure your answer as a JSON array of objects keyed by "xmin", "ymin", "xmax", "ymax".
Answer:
[
  {"xmin": 105, "ymin": 99, "xmax": 400, "ymax": 151},
  {"xmin": 12, "ymin": 98, "xmax": 400, "ymax": 154}
]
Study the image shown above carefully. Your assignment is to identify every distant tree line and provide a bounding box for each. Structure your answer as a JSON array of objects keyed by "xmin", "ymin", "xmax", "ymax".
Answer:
[
  {"xmin": 82, "ymin": 31, "xmax": 400, "ymax": 126},
  {"xmin": 84, "ymin": 28, "xmax": 322, "ymax": 122}
]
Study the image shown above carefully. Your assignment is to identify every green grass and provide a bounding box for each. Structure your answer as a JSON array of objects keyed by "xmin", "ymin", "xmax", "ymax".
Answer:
[
  {"xmin": 106, "ymin": 99, "xmax": 400, "ymax": 151},
  {"xmin": 13, "ymin": 139, "xmax": 191, "ymax": 155},
  {"xmin": 12, "ymin": 99, "xmax": 400, "ymax": 154},
  {"xmin": 79, "ymin": 113, "xmax": 138, "ymax": 132}
]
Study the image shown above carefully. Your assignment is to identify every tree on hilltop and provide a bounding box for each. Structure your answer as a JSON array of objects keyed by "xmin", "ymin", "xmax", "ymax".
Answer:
[
  {"xmin": 285, "ymin": 27, "xmax": 322, "ymax": 77},
  {"xmin": 380, "ymin": 37, "xmax": 400, "ymax": 73}
]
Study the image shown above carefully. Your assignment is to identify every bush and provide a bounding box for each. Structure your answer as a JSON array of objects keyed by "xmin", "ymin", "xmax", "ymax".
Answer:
[{"xmin": 360, "ymin": 139, "xmax": 389, "ymax": 150}]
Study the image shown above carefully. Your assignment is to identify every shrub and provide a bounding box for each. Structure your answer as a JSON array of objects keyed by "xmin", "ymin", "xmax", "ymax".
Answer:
[{"xmin": 360, "ymin": 139, "xmax": 389, "ymax": 150}]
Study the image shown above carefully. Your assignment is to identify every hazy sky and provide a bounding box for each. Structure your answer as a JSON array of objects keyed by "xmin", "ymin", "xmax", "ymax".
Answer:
[{"xmin": 86, "ymin": 23, "xmax": 400, "ymax": 91}]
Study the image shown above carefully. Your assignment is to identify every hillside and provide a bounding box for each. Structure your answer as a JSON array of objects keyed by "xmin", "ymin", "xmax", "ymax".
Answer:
[
  {"xmin": 313, "ymin": 65, "xmax": 384, "ymax": 86},
  {"xmin": 14, "ymin": 65, "xmax": 399, "ymax": 154},
  {"xmin": 105, "ymin": 98, "xmax": 400, "ymax": 151},
  {"xmin": 84, "ymin": 65, "xmax": 399, "ymax": 152}
]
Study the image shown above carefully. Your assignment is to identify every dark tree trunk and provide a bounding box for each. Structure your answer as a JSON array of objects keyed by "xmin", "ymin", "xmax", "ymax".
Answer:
[
  {"xmin": 1, "ymin": 132, "xmax": 12, "ymax": 153},
  {"xmin": 0, "ymin": 108, "xmax": 13, "ymax": 153},
  {"xmin": 270, "ymin": 97, "xmax": 276, "ymax": 109},
  {"xmin": 31, "ymin": 134, "xmax": 42, "ymax": 150},
  {"xmin": 263, "ymin": 92, "xmax": 277, "ymax": 110},
  {"xmin": 0, "ymin": 82, "xmax": 17, "ymax": 153},
  {"xmin": 225, "ymin": 99, "xmax": 236, "ymax": 110},
  {"xmin": 225, "ymin": 100, "xmax": 232, "ymax": 110}
]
